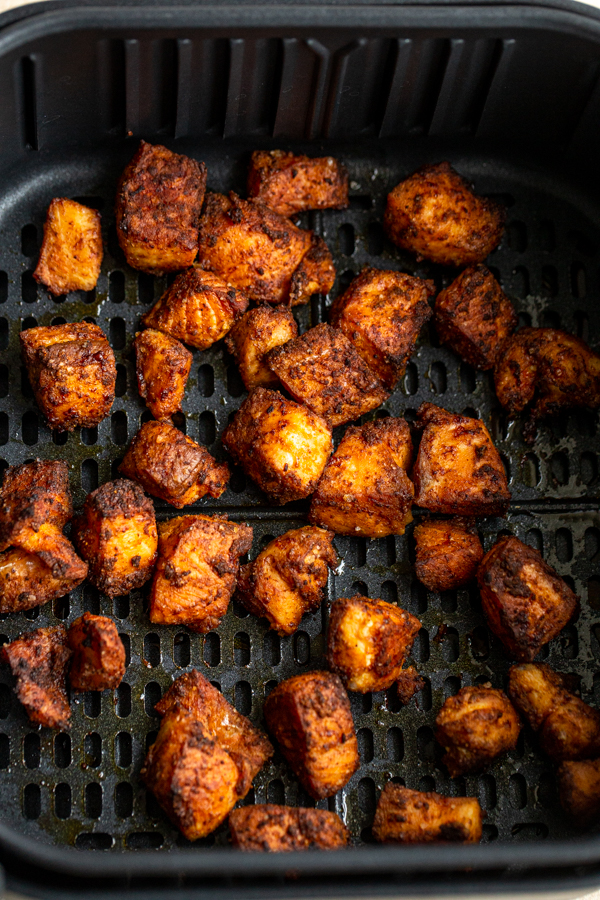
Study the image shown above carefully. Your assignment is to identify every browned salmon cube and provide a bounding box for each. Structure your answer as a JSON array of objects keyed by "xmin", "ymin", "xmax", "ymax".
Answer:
[
  {"xmin": 330, "ymin": 268, "xmax": 434, "ymax": 388},
  {"xmin": 309, "ymin": 416, "xmax": 413, "ymax": 537},
  {"xmin": 222, "ymin": 388, "xmax": 332, "ymax": 505},
  {"xmin": 558, "ymin": 759, "xmax": 600, "ymax": 825},
  {"xmin": 267, "ymin": 324, "xmax": 389, "ymax": 427},
  {"xmin": 288, "ymin": 235, "xmax": 336, "ymax": 306},
  {"xmin": 0, "ymin": 460, "xmax": 72, "ymax": 552},
  {"xmin": 264, "ymin": 671, "xmax": 359, "ymax": 799},
  {"xmin": 396, "ymin": 666, "xmax": 426, "ymax": 705},
  {"xmin": 72, "ymin": 479, "xmax": 157, "ymax": 598},
  {"xmin": 327, "ymin": 595, "xmax": 421, "ymax": 693},
  {"xmin": 2, "ymin": 625, "xmax": 71, "ymax": 730},
  {"xmin": 435, "ymin": 684, "xmax": 521, "ymax": 777},
  {"xmin": 21, "ymin": 322, "xmax": 116, "ymax": 431},
  {"xmin": 115, "ymin": 141, "xmax": 207, "ymax": 275},
  {"xmin": 197, "ymin": 192, "xmax": 312, "ymax": 304},
  {"xmin": 149, "ymin": 515, "xmax": 253, "ymax": 632},
  {"xmin": 68, "ymin": 612, "xmax": 126, "ymax": 691},
  {"xmin": 120, "ymin": 420, "xmax": 229, "ymax": 508},
  {"xmin": 235, "ymin": 526, "xmax": 338, "ymax": 635},
  {"xmin": 142, "ymin": 268, "xmax": 249, "ymax": 350},
  {"xmin": 225, "ymin": 305, "xmax": 298, "ymax": 391},
  {"xmin": 247, "ymin": 150, "xmax": 348, "ymax": 217},
  {"xmin": 479, "ymin": 537, "xmax": 578, "ymax": 662},
  {"xmin": 413, "ymin": 403, "xmax": 510, "ymax": 516},
  {"xmin": 229, "ymin": 804, "xmax": 349, "ymax": 851},
  {"xmin": 384, "ymin": 162, "xmax": 505, "ymax": 267},
  {"xmin": 0, "ymin": 529, "xmax": 87, "ymax": 614},
  {"xmin": 134, "ymin": 329, "xmax": 192, "ymax": 419},
  {"xmin": 414, "ymin": 517, "xmax": 483, "ymax": 592},
  {"xmin": 508, "ymin": 663, "xmax": 600, "ymax": 761},
  {"xmin": 373, "ymin": 784, "xmax": 483, "ymax": 844},
  {"xmin": 33, "ymin": 198, "xmax": 103, "ymax": 296},
  {"xmin": 434, "ymin": 265, "xmax": 517, "ymax": 370}
]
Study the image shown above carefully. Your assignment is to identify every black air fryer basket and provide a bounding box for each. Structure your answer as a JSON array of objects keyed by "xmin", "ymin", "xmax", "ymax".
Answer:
[{"xmin": 1, "ymin": 0, "xmax": 600, "ymax": 896}]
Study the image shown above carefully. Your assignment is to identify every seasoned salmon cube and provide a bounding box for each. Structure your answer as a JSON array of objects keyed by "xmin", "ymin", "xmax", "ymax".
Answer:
[
  {"xmin": 413, "ymin": 403, "xmax": 510, "ymax": 516},
  {"xmin": 414, "ymin": 517, "xmax": 483, "ymax": 592},
  {"xmin": 309, "ymin": 416, "xmax": 414, "ymax": 537},
  {"xmin": 327, "ymin": 595, "xmax": 421, "ymax": 693},
  {"xmin": 120, "ymin": 420, "xmax": 229, "ymax": 508},
  {"xmin": 288, "ymin": 235, "xmax": 336, "ymax": 306},
  {"xmin": 330, "ymin": 268, "xmax": 434, "ymax": 388},
  {"xmin": 33, "ymin": 198, "xmax": 103, "ymax": 296},
  {"xmin": 155, "ymin": 669, "xmax": 273, "ymax": 793},
  {"xmin": 229, "ymin": 804, "xmax": 349, "ymax": 851},
  {"xmin": 225, "ymin": 305, "xmax": 298, "ymax": 391},
  {"xmin": 373, "ymin": 784, "xmax": 483, "ymax": 844},
  {"xmin": 0, "ymin": 460, "xmax": 72, "ymax": 552},
  {"xmin": 384, "ymin": 162, "xmax": 505, "ymax": 267},
  {"xmin": 222, "ymin": 388, "xmax": 332, "ymax": 505},
  {"xmin": 247, "ymin": 150, "xmax": 348, "ymax": 217},
  {"xmin": 2, "ymin": 625, "xmax": 71, "ymax": 730},
  {"xmin": 435, "ymin": 684, "xmax": 521, "ymax": 777},
  {"xmin": 197, "ymin": 192, "xmax": 312, "ymax": 304},
  {"xmin": 68, "ymin": 612, "xmax": 126, "ymax": 691},
  {"xmin": 235, "ymin": 526, "xmax": 338, "ymax": 635},
  {"xmin": 396, "ymin": 666, "xmax": 426, "ymax": 705},
  {"xmin": 434, "ymin": 265, "xmax": 517, "ymax": 370},
  {"xmin": 149, "ymin": 515, "xmax": 253, "ymax": 632},
  {"xmin": 134, "ymin": 329, "xmax": 192, "ymax": 419},
  {"xmin": 115, "ymin": 140, "xmax": 207, "ymax": 275},
  {"xmin": 508, "ymin": 663, "xmax": 600, "ymax": 761},
  {"xmin": 478, "ymin": 536, "xmax": 578, "ymax": 662},
  {"xmin": 21, "ymin": 322, "xmax": 116, "ymax": 431},
  {"xmin": 142, "ymin": 268, "xmax": 249, "ymax": 350},
  {"xmin": 72, "ymin": 479, "xmax": 157, "ymax": 598},
  {"xmin": 264, "ymin": 671, "xmax": 359, "ymax": 799},
  {"xmin": 0, "ymin": 529, "xmax": 87, "ymax": 614},
  {"xmin": 267, "ymin": 323, "xmax": 389, "ymax": 427},
  {"xmin": 558, "ymin": 759, "xmax": 600, "ymax": 825}
]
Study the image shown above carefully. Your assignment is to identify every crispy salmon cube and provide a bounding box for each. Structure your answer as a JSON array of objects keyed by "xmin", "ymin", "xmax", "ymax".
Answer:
[
  {"xmin": 0, "ymin": 530, "xmax": 87, "ymax": 614},
  {"xmin": 142, "ymin": 268, "xmax": 249, "ymax": 350},
  {"xmin": 0, "ymin": 460, "xmax": 71, "ymax": 552},
  {"xmin": 149, "ymin": 515, "xmax": 253, "ymax": 632},
  {"xmin": 558, "ymin": 759, "xmax": 600, "ymax": 825},
  {"xmin": 373, "ymin": 784, "xmax": 483, "ymax": 844},
  {"xmin": 225, "ymin": 305, "xmax": 298, "ymax": 391},
  {"xmin": 396, "ymin": 666, "xmax": 426, "ymax": 705},
  {"xmin": 229, "ymin": 804, "xmax": 349, "ymax": 851},
  {"xmin": 414, "ymin": 517, "xmax": 483, "ymax": 592},
  {"xmin": 235, "ymin": 526, "xmax": 338, "ymax": 635},
  {"xmin": 72, "ymin": 479, "xmax": 157, "ymax": 597},
  {"xmin": 327, "ymin": 595, "xmax": 421, "ymax": 693},
  {"xmin": 384, "ymin": 162, "xmax": 505, "ymax": 267},
  {"xmin": 2, "ymin": 625, "xmax": 71, "ymax": 730},
  {"xmin": 247, "ymin": 150, "xmax": 348, "ymax": 217},
  {"xmin": 434, "ymin": 265, "xmax": 517, "ymax": 370},
  {"xmin": 413, "ymin": 403, "xmax": 510, "ymax": 516},
  {"xmin": 508, "ymin": 663, "xmax": 600, "ymax": 761},
  {"xmin": 435, "ymin": 684, "xmax": 521, "ymax": 777},
  {"xmin": 68, "ymin": 612, "xmax": 126, "ymax": 691},
  {"xmin": 134, "ymin": 329, "xmax": 192, "ymax": 419},
  {"xmin": 197, "ymin": 192, "xmax": 312, "ymax": 304},
  {"xmin": 478, "ymin": 536, "xmax": 578, "ymax": 662},
  {"xmin": 264, "ymin": 671, "xmax": 359, "ymax": 799},
  {"xmin": 309, "ymin": 416, "xmax": 414, "ymax": 537},
  {"xmin": 266, "ymin": 323, "xmax": 389, "ymax": 427},
  {"xmin": 120, "ymin": 419, "xmax": 229, "ymax": 508},
  {"xmin": 115, "ymin": 140, "xmax": 207, "ymax": 275},
  {"xmin": 222, "ymin": 388, "xmax": 332, "ymax": 505},
  {"xmin": 21, "ymin": 322, "xmax": 116, "ymax": 431},
  {"xmin": 330, "ymin": 268, "xmax": 434, "ymax": 388},
  {"xmin": 288, "ymin": 235, "xmax": 336, "ymax": 306},
  {"xmin": 33, "ymin": 198, "xmax": 103, "ymax": 296}
]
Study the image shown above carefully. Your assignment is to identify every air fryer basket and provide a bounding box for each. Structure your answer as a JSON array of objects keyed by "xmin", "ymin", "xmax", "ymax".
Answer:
[{"xmin": 1, "ymin": 0, "xmax": 600, "ymax": 895}]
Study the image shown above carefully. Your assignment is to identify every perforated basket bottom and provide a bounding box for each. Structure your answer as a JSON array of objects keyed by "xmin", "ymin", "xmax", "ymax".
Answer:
[{"xmin": 0, "ymin": 139, "xmax": 599, "ymax": 852}]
